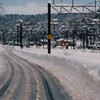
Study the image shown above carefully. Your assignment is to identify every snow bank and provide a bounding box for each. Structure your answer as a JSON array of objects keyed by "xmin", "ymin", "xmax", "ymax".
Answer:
[
  {"xmin": 0, "ymin": 45, "xmax": 4, "ymax": 52},
  {"xmin": 0, "ymin": 46, "xmax": 6, "ymax": 76},
  {"xmin": 12, "ymin": 46, "xmax": 100, "ymax": 100}
]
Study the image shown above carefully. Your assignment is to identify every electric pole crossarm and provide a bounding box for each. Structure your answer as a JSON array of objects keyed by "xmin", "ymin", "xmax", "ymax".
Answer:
[
  {"xmin": 51, "ymin": 5, "xmax": 60, "ymax": 13},
  {"xmin": 84, "ymin": 7, "xmax": 95, "ymax": 14},
  {"xmin": 62, "ymin": 7, "xmax": 71, "ymax": 13},
  {"xmin": 51, "ymin": 13, "xmax": 61, "ymax": 21},
  {"xmin": 73, "ymin": 7, "xmax": 82, "ymax": 13},
  {"xmin": 52, "ymin": 0, "xmax": 99, "ymax": 14},
  {"xmin": 53, "ymin": 5, "xmax": 96, "ymax": 7}
]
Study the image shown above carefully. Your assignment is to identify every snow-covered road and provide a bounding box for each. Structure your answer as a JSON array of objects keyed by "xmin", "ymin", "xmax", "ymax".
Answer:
[{"xmin": 2, "ymin": 45, "xmax": 100, "ymax": 100}]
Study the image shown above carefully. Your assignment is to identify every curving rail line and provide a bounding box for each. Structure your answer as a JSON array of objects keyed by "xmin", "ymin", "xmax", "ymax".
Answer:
[
  {"xmin": 0, "ymin": 56, "xmax": 14, "ymax": 97},
  {"xmin": 10, "ymin": 53, "xmax": 70, "ymax": 100}
]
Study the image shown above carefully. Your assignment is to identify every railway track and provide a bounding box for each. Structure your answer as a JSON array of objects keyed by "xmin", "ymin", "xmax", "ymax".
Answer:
[
  {"xmin": 2, "ymin": 53, "xmax": 36, "ymax": 100},
  {"xmin": 10, "ymin": 52, "xmax": 70, "ymax": 100},
  {"xmin": 35, "ymin": 67, "xmax": 54, "ymax": 100},
  {"xmin": 0, "ymin": 56, "xmax": 14, "ymax": 97},
  {"xmin": 0, "ymin": 49, "xmax": 70, "ymax": 100},
  {"xmin": 8, "ymin": 53, "xmax": 55, "ymax": 100}
]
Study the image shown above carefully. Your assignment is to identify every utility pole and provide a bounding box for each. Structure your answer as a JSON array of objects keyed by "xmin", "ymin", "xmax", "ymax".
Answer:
[
  {"xmin": 17, "ymin": 25, "xmax": 19, "ymax": 46},
  {"xmin": 72, "ymin": 0, "xmax": 74, "ymax": 7},
  {"xmin": 86, "ymin": 28, "xmax": 89, "ymax": 48},
  {"xmin": 83, "ymin": 30, "xmax": 85, "ymax": 49},
  {"xmin": 48, "ymin": 1, "xmax": 51, "ymax": 54},
  {"xmin": 3, "ymin": 32, "xmax": 5, "ymax": 45},
  {"xmin": 19, "ymin": 20, "xmax": 23, "ymax": 49},
  {"xmin": 43, "ymin": 30, "xmax": 45, "ymax": 49},
  {"xmin": 14, "ymin": 36, "xmax": 15, "ymax": 46},
  {"xmin": 95, "ymin": 0, "xmax": 96, "ymax": 12},
  {"xmin": 73, "ymin": 28, "xmax": 75, "ymax": 49},
  {"xmin": 53, "ymin": 0, "xmax": 55, "ymax": 5}
]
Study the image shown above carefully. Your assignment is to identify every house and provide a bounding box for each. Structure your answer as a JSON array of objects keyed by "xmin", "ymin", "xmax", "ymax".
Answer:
[{"xmin": 56, "ymin": 38, "xmax": 66, "ymax": 46}]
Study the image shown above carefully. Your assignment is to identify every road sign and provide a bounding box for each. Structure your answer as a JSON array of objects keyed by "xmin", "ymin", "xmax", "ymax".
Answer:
[{"xmin": 47, "ymin": 35, "xmax": 52, "ymax": 39}]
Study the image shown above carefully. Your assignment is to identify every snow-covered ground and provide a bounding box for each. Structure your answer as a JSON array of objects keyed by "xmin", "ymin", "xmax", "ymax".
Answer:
[
  {"xmin": 5, "ymin": 45, "xmax": 100, "ymax": 100},
  {"xmin": 0, "ymin": 46, "xmax": 6, "ymax": 76}
]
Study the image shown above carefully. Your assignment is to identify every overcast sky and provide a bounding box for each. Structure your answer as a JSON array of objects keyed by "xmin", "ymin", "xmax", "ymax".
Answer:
[{"xmin": 0, "ymin": 0, "xmax": 96, "ymax": 15}]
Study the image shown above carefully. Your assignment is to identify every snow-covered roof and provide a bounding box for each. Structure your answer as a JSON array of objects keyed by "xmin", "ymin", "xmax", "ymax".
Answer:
[
  {"xmin": 56, "ymin": 38, "xmax": 66, "ymax": 42},
  {"xmin": 92, "ymin": 19, "xmax": 99, "ymax": 22}
]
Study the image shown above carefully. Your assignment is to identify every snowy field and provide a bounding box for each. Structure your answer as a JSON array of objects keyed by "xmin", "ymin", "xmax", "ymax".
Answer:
[{"xmin": 3, "ymin": 45, "xmax": 100, "ymax": 100}]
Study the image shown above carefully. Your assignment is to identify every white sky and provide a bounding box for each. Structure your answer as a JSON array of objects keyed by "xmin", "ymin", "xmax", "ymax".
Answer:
[
  {"xmin": 5, "ymin": 3, "xmax": 47, "ymax": 15},
  {"xmin": 1, "ymin": 0, "xmax": 98, "ymax": 15}
]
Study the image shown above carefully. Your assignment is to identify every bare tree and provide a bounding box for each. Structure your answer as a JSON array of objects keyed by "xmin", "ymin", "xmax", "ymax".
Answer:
[{"xmin": 0, "ymin": 3, "xmax": 5, "ymax": 15}]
